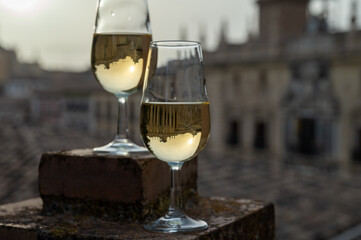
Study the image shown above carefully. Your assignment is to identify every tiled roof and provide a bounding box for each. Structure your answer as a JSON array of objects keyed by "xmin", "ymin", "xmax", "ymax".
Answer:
[
  {"xmin": 198, "ymin": 151, "xmax": 361, "ymax": 240},
  {"xmin": 1, "ymin": 121, "xmax": 361, "ymax": 239},
  {"xmin": 0, "ymin": 121, "xmax": 109, "ymax": 204}
]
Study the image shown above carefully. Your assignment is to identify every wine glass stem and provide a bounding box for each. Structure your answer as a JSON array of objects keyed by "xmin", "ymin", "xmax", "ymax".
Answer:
[
  {"xmin": 116, "ymin": 96, "xmax": 129, "ymax": 141},
  {"xmin": 168, "ymin": 164, "xmax": 184, "ymax": 217}
]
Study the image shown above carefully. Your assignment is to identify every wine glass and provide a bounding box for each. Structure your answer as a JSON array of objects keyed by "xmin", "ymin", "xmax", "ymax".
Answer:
[
  {"xmin": 140, "ymin": 41, "xmax": 210, "ymax": 232},
  {"xmin": 91, "ymin": 0, "xmax": 151, "ymax": 155}
]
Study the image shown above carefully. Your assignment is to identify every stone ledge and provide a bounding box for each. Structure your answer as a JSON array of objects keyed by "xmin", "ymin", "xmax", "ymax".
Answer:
[{"xmin": 0, "ymin": 197, "xmax": 275, "ymax": 240}]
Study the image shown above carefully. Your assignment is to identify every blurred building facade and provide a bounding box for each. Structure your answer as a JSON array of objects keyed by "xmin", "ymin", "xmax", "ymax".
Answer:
[
  {"xmin": 0, "ymin": 46, "xmax": 144, "ymax": 140},
  {"xmin": 204, "ymin": 0, "xmax": 361, "ymax": 169}
]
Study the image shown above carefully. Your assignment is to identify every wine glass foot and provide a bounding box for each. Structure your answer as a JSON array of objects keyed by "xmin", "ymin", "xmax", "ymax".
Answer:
[
  {"xmin": 93, "ymin": 139, "xmax": 149, "ymax": 156},
  {"xmin": 144, "ymin": 213, "xmax": 208, "ymax": 233}
]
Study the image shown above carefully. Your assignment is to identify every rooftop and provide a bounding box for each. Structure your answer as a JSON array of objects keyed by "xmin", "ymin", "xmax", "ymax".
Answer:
[
  {"xmin": 1, "ymin": 120, "xmax": 361, "ymax": 239},
  {"xmin": 204, "ymin": 30, "xmax": 361, "ymax": 66}
]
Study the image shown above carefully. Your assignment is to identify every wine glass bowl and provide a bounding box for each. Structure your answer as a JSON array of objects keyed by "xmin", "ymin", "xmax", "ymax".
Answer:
[
  {"xmin": 92, "ymin": 34, "xmax": 151, "ymax": 97},
  {"xmin": 140, "ymin": 41, "xmax": 210, "ymax": 232},
  {"xmin": 91, "ymin": 0, "xmax": 151, "ymax": 155},
  {"xmin": 140, "ymin": 102, "xmax": 210, "ymax": 163}
]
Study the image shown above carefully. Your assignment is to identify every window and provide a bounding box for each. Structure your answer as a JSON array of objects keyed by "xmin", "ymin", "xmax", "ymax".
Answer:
[
  {"xmin": 352, "ymin": 128, "xmax": 361, "ymax": 163},
  {"xmin": 227, "ymin": 120, "xmax": 240, "ymax": 146},
  {"xmin": 297, "ymin": 118, "xmax": 316, "ymax": 155},
  {"xmin": 254, "ymin": 121, "xmax": 267, "ymax": 150}
]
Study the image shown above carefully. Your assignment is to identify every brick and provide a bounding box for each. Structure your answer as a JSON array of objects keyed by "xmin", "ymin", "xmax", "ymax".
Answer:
[{"xmin": 38, "ymin": 149, "xmax": 198, "ymax": 221}]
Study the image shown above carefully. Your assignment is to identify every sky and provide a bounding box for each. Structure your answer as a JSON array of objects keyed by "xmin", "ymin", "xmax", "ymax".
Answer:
[{"xmin": 0, "ymin": 0, "xmax": 360, "ymax": 72}]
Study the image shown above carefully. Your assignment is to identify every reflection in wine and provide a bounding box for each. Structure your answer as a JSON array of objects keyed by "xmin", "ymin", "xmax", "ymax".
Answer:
[
  {"xmin": 140, "ymin": 102, "xmax": 210, "ymax": 162},
  {"xmin": 91, "ymin": 33, "xmax": 152, "ymax": 96}
]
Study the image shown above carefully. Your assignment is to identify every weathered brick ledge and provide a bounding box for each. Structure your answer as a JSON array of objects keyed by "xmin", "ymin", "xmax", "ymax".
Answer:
[
  {"xmin": 0, "ymin": 197, "xmax": 275, "ymax": 240},
  {"xmin": 0, "ymin": 149, "xmax": 275, "ymax": 239},
  {"xmin": 39, "ymin": 149, "xmax": 198, "ymax": 221}
]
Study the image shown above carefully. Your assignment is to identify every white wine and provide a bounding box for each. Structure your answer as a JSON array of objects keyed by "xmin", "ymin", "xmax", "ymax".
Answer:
[
  {"xmin": 91, "ymin": 33, "xmax": 152, "ymax": 95},
  {"xmin": 140, "ymin": 102, "xmax": 210, "ymax": 163}
]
